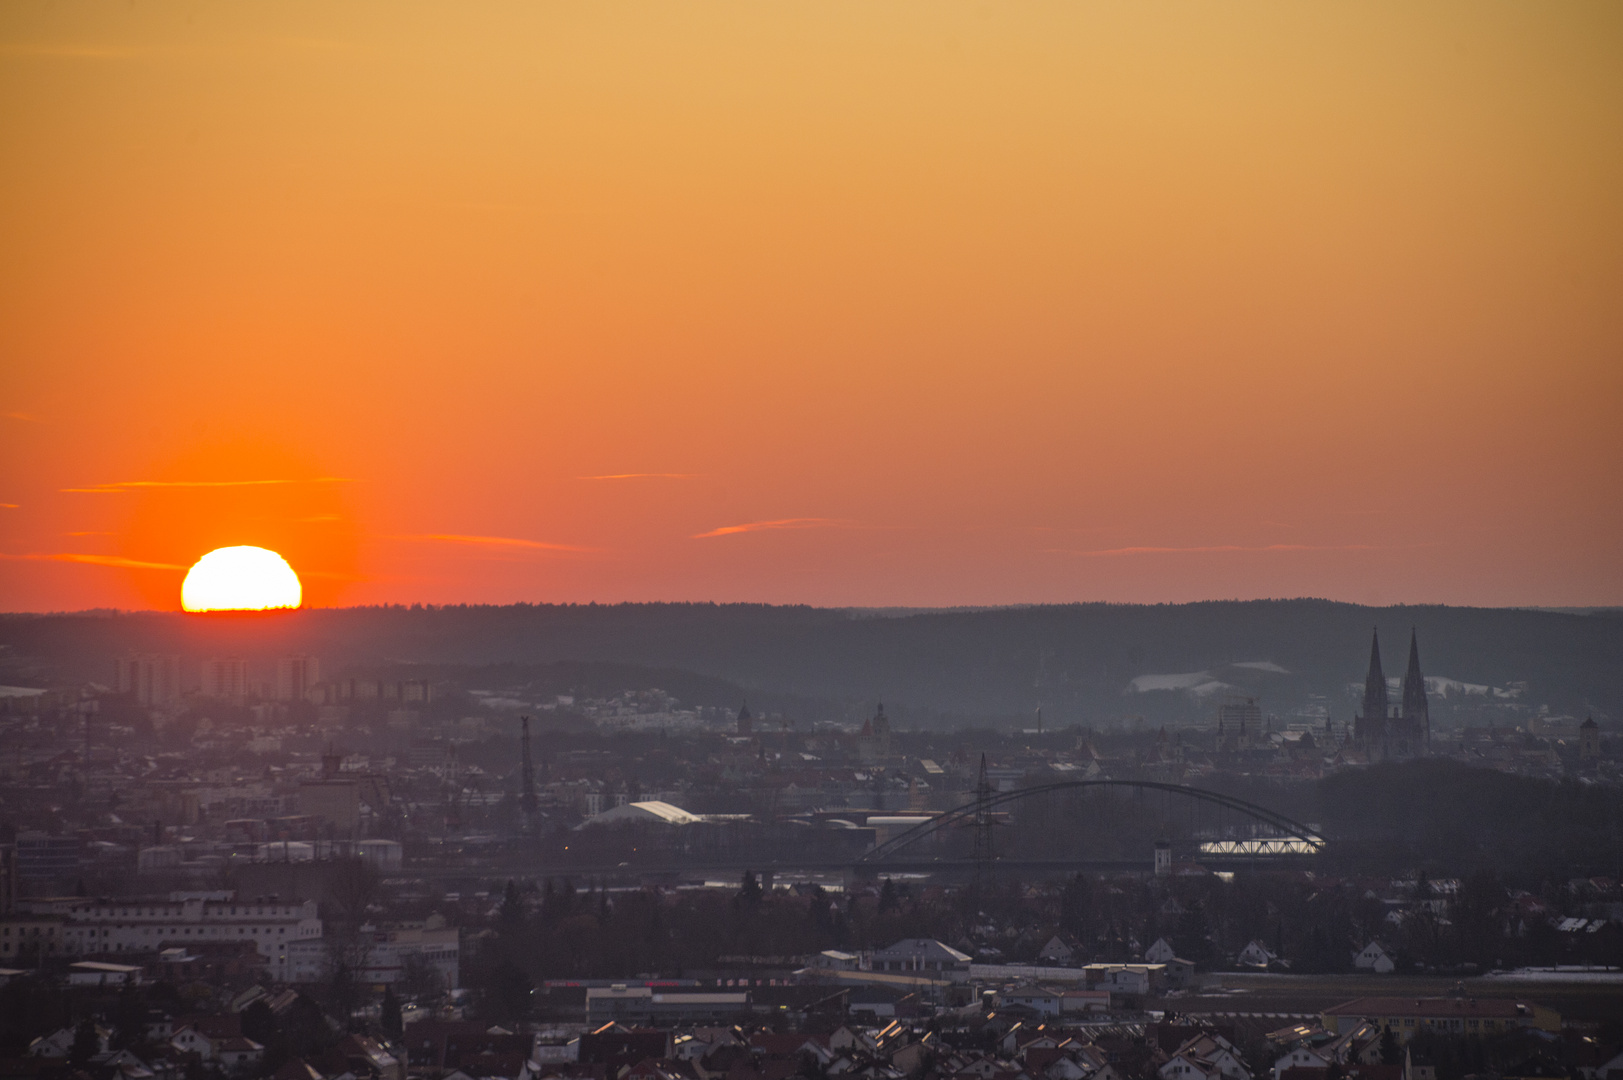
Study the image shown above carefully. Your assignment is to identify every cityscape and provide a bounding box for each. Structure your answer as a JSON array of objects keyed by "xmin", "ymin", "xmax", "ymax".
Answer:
[
  {"xmin": 1, "ymin": 606, "xmax": 1620, "ymax": 1080},
  {"xmin": 2, "ymin": 5, "xmax": 1621, "ymax": 1080}
]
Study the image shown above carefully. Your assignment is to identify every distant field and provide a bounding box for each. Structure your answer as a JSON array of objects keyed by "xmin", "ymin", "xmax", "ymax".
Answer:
[{"xmin": 1172, "ymin": 971, "xmax": 1623, "ymax": 1024}]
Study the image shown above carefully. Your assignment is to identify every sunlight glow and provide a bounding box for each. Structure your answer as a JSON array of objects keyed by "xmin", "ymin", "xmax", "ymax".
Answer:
[{"xmin": 181, "ymin": 546, "xmax": 302, "ymax": 611}]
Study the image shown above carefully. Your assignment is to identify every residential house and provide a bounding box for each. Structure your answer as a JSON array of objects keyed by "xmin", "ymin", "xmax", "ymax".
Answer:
[
  {"xmin": 1236, "ymin": 941, "xmax": 1280, "ymax": 969},
  {"xmin": 1353, "ymin": 943, "xmax": 1395, "ymax": 975},
  {"xmin": 998, "ymin": 984, "xmax": 1063, "ymax": 1017},
  {"xmin": 1037, "ymin": 937, "xmax": 1077, "ymax": 965},
  {"xmin": 214, "ymin": 1039, "xmax": 266, "ymax": 1072},
  {"xmin": 29, "ymin": 1025, "xmax": 111, "ymax": 1058},
  {"xmin": 1161, "ymin": 1035, "xmax": 1250, "ymax": 1080},
  {"xmin": 1273, "ymin": 1046, "xmax": 1332, "ymax": 1080},
  {"xmin": 1145, "ymin": 938, "xmax": 1178, "ymax": 964}
]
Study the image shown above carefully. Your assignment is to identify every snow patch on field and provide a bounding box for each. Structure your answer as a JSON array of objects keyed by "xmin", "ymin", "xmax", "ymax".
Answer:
[
  {"xmin": 1128, "ymin": 671, "xmax": 1236, "ymax": 697},
  {"xmin": 1481, "ymin": 967, "xmax": 1623, "ymax": 984}
]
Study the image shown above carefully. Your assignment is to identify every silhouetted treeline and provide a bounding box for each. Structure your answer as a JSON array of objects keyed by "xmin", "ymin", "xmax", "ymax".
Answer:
[
  {"xmin": 1196, "ymin": 760, "xmax": 1623, "ymax": 877},
  {"xmin": 459, "ymin": 860, "xmax": 1623, "ymax": 1024},
  {"xmin": 5, "ymin": 600, "xmax": 1620, "ymax": 725}
]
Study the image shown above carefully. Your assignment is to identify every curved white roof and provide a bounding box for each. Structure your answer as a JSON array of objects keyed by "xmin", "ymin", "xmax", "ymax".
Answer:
[{"xmin": 581, "ymin": 800, "xmax": 700, "ymax": 827}]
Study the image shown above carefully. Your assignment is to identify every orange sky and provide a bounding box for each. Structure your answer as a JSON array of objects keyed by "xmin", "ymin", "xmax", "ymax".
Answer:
[{"xmin": 2, "ymin": 1, "xmax": 1621, "ymax": 611}]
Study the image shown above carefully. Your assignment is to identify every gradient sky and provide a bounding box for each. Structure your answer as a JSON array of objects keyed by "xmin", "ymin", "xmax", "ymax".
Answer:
[{"xmin": 2, "ymin": 1, "xmax": 1620, "ymax": 611}]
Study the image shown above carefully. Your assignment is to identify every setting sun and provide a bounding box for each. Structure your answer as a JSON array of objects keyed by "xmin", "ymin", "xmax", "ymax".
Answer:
[{"xmin": 180, "ymin": 546, "xmax": 303, "ymax": 612}]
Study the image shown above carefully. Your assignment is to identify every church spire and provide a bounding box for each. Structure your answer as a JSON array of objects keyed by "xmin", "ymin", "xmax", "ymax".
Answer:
[
  {"xmin": 1401, "ymin": 628, "xmax": 1430, "ymax": 747},
  {"xmin": 1360, "ymin": 628, "xmax": 1388, "ymax": 743}
]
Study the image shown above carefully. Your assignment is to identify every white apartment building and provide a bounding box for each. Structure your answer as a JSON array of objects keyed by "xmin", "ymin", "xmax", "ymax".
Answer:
[
  {"xmin": 279, "ymin": 921, "xmax": 459, "ymax": 988},
  {"xmin": 28, "ymin": 893, "xmax": 322, "ymax": 974}
]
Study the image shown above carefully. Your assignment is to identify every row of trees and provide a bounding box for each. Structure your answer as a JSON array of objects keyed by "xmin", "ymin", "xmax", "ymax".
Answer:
[
  {"xmin": 463, "ymin": 857, "xmax": 1622, "ymax": 1023},
  {"xmin": 466, "ymin": 873, "xmax": 994, "ymax": 1024}
]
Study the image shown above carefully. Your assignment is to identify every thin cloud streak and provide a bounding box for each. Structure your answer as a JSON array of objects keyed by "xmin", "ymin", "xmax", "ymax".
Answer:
[
  {"xmin": 0, "ymin": 504, "xmax": 18, "ymax": 510},
  {"xmin": 0, "ymin": 44, "xmax": 141, "ymax": 60},
  {"xmin": 580, "ymin": 473, "xmax": 698, "ymax": 481},
  {"xmin": 397, "ymin": 533, "xmax": 597, "ymax": 553},
  {"xmin": 693, "ymin": 517, "xmax": 856, "ymax": 539},
  {"xmin": 1050, "ymin": 543, "xmax": 1384, "ymax": 557},
  {"xmin": 0, "ymin": 552, "xmax": 187, "ymax": 571},
  {"xmin": 62, "ymin": 477, "xmax": 356, "ymax": 493}
]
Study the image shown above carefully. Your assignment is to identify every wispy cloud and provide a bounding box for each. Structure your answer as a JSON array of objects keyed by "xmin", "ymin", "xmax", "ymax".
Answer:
[
  {"xmin": 2, "ymin": 412, "xmax": 38, "ymax": 422},
  {"xmin": 0, "ymin": 43, "xmax": 141, "ymax": 60},
  {"xmin": 1049, "ymin": 543, "xmax": 1382, "ymax": 557},
  {"xmin": 269, "ymin": 37, "xmax": 360, "ymax": 52},
  {"xmin": 580, "ymin": 473, "xmax": 698, "ymax": 481},
  {"xmin": 66, "ymin": 531, "xmax": 114, "ymax": 536},
  {"xmin": 397, "ymin": 534, "xmax": 596, "ymax": 553},
  {"xmin": 62, "ymin": 477, "xmax": 355, "ymax": 494},
  {"xmin": 0, "ymin": 504, "xmax": 18, "ymax": 510},
  {"xmin": 0, "ymin": 552, "xmax": 186, "ymax": 571},
  {"xmin": 693, "ymin": 517, "xmax": 856, "ymax": 539},
  {"xmin": 299, "ymin": 568, "xmax": 364, "ymax": 581}
]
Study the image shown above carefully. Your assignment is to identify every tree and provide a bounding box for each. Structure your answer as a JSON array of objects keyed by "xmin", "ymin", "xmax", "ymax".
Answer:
[
  {"xmin": 111, "ymin": 976, "xmax": 146, "ymax": 1051},
  {"xmin": 477, "ymin": 958, "xmax": 532, "ymax": 1026},
  {"xmin": 879, "ymin": 878, "xmax": 900, "ymax": 914},
  {"xmin": 241, "ymin": 1000, "xmax": 278, "ymax": 1047},
  {"xmin": 1059, "ymin": 874, "xmax": 1092, "ymax": 939},
  {"xmin": 0, "ymin": 977, "xmax": 71, "ymax": 1057},
  {"xmin": 737, "ymin": 871, "xmax": 763, "ymax": 910},
  {"xmin": 1379, "ymin": 1026, "xmax": 1401, "ymax": 1066},
  {"xmin": 326, "ymin": 957, "xmax": 362, "ymax": 1028},
  {"xmin": 399, "ymin": 953, "xmax": 444, "ymax": 1001},
  {"xmin": 326, "ymin": 858, "xmax": 381, "ymax": 928},
  {"xmin": 380, "ymin": 986, "xmax": 403, "ymax": 1042},
  {"xmin": 279, "ymin": 992, "xmax": 338, "ymax": 1061},
  {"xmin": 69, "ymin": 1016, "xmax": 100, "ymax": 1065},
  {"xmin": 499, "ymin": 880, "xmax": 526, "ymax": 939},
  {"xmin": 322, "ymin": 858, "xmax": 379, "ymax": 1022}
]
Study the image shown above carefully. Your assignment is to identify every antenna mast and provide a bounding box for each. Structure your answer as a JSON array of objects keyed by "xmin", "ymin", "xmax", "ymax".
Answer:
[
  {"xmin": 972, "ymin": 753, "xmax": 995, "ymax": 895},
  {"xmin": 520, "ymin": 715, "xmax": 538, "ymax": 819}
]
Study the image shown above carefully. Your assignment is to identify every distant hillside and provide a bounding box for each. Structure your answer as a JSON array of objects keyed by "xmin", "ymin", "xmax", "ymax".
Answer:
[{"xmin": 1, "ymin": 600, "xmax": 1617, "ymax": 728}]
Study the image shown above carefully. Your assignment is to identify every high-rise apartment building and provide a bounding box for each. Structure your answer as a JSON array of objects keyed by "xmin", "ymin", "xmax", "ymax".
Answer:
[
  {"xmin": 204, "ymin": 657, "xmax": 251, "ymax": 701},
  {"xmin": 277, "ymin": 656, "xmax": 320, "ymax": 702},
  {"xmin": 116, "ymin": 655, "xmax": 182, "ymax": 706}
]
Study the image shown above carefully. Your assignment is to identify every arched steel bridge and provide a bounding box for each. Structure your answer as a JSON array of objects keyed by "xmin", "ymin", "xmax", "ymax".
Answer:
[{"xmin": 858, "ymin": 780, "xmax": 1324, "ymax": 864}]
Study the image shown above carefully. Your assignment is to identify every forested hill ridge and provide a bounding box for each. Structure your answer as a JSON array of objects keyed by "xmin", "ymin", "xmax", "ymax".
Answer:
[{"xmin": 2, "ymin": 599, "xmax": 1618, "ymax": 728}]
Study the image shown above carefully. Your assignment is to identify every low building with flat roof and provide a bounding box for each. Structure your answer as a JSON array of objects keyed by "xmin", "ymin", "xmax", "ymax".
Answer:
[
  {"xmin": 585, "ymin": 986, "xmax": 750, "ymax": 1024},
  {"xmin": 871, "ymin": 938, "xmax": 971, "ymax": 981},
  {"xmin": 1321, "ymin": 997, "xmax": 1559, "ymax": 1041}
]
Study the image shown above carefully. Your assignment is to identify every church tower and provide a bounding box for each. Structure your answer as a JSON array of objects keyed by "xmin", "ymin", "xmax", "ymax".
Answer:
[
  {"xmin": 1400, "ymin": 629, "xmax": 1430, "ymax": 751},
  {"xmin": 1356, "ymin": 629, "xmax": 1388, "ymax": 748}
]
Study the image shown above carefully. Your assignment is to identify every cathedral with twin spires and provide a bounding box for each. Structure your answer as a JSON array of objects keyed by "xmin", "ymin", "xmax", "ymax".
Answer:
[{"xmin": 1354, "ymin": 628, "xmax": 1431, "ymax": 759}]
